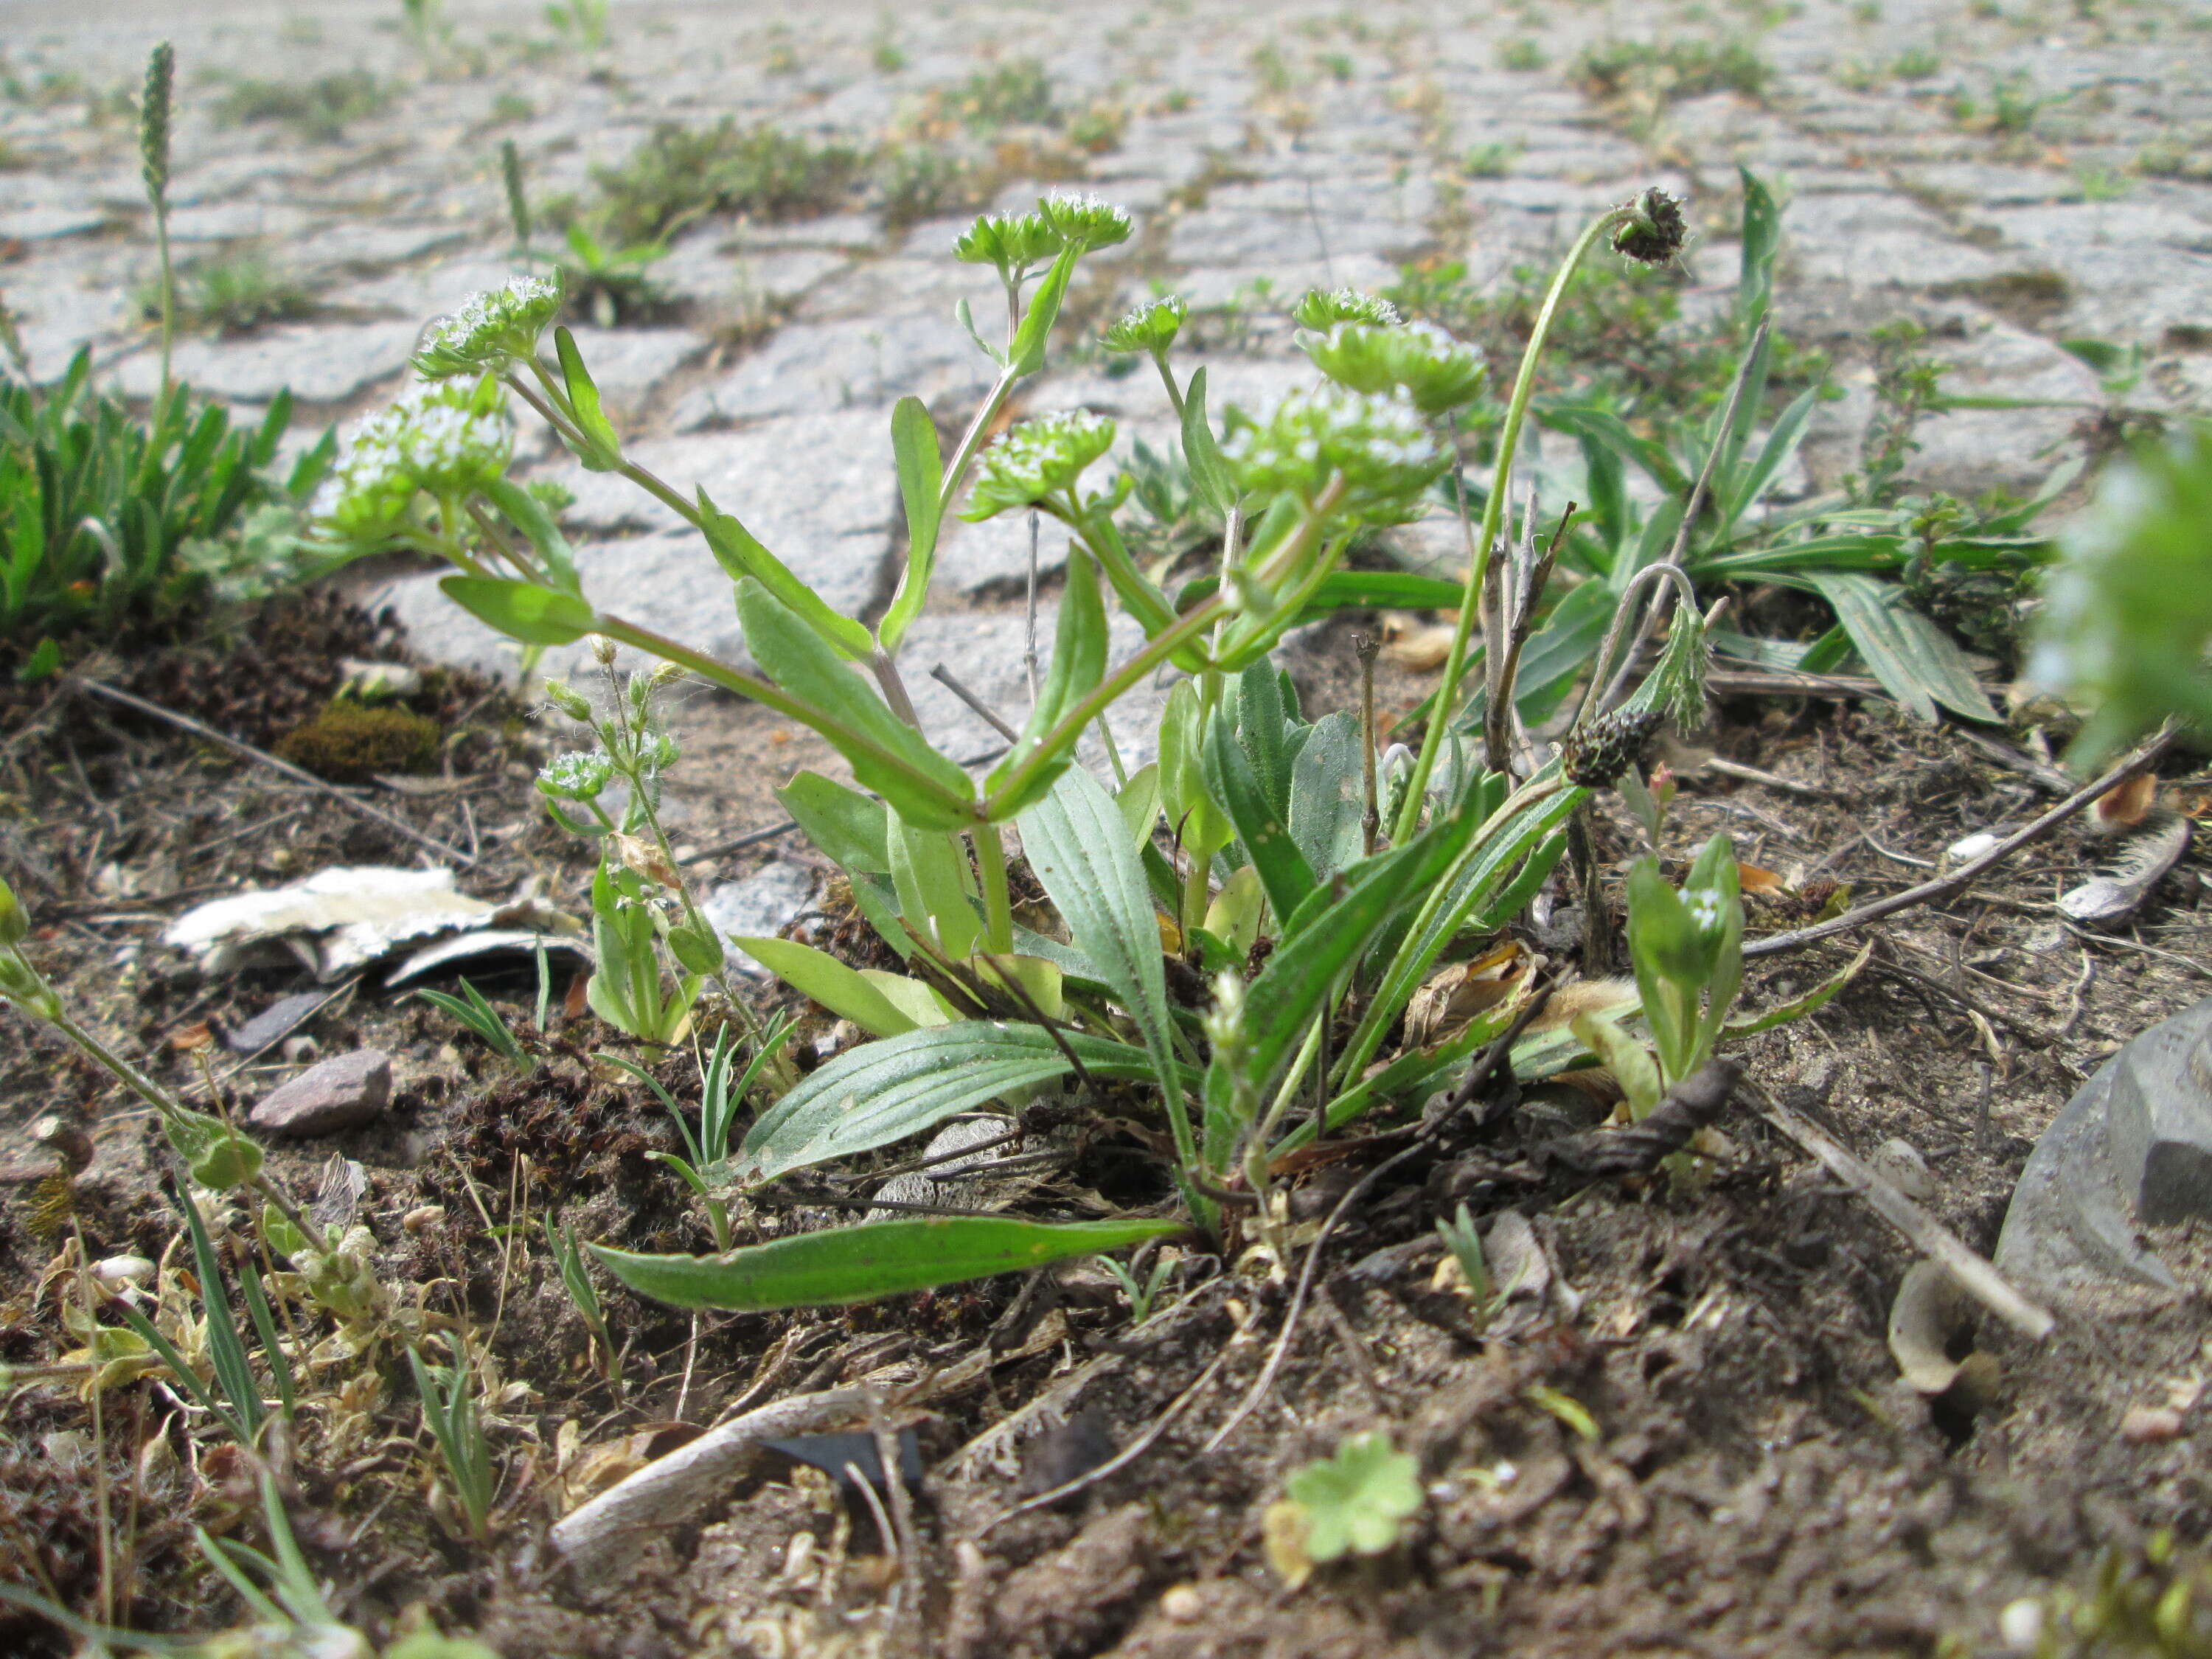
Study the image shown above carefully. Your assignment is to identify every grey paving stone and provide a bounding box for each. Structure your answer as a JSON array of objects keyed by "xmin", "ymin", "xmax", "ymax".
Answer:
[
  {"xmin": 1907, "ymin": 312, "xmax": 2104, "ymax": 496},
  {"xmin": 667, "ymin": 314, "xmax": 994, "ymax": 428},
  {"xmin": 554, "ymin": 325, "xmax": 709, "ymax": 420},
  {"xmin": 703, "ymin": 861, "xmax": 818, "ymax": 974},
  {"xmin": 111, "ymin": 320, "xmax": 422, "ymax": 405}
]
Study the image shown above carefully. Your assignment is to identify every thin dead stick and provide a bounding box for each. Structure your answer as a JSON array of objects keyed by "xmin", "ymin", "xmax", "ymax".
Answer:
[
  {"xmin": 678, "ymin": 818, "xmax": 798, "ymax": 866},
  {"xmin": 931, "ymin": 664, "xmax": 1021, "ymax": 742},
  {"xmin": 1752, "ymin": 1082, "xmax": 2054, "ymax": 1340},
  {"xmin": 1024, "ymin": 507, "xmax": 1042, "ymax": 706},
  {"xmin": 75, "ymin": 678, "xmax": 479, "ymax": 868},
  {"xmin": 550, "ymin": 1385, "xmax": 876, "ymax": 1582},
  {"xmin": 984, "ymin": 1344, "xmax": 1234, "ymax": 1530},
  {"xmin": 1745, "ymin": 726, "xmax": 2176, "ymax": 958}
]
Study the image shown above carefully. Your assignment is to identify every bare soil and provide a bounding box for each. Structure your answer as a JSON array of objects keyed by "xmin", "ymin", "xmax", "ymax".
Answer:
[{"xmin": 3, "ymin": 595, "xmax": 2210, "ymax": 1658}]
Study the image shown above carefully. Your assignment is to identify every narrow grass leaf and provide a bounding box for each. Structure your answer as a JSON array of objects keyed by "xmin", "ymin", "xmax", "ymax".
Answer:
[
  {"xmin": 180, "ymin": 1182, "xmax": 263, "ymax": 1436},
  {"xmin": 591, "ymin": 1215, "xmax": 1186, "ymax": 1311}
]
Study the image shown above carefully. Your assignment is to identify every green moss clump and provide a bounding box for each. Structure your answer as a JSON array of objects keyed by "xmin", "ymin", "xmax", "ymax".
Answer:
[{"xmin": 274, "ymin": 700, "xmax": 441, "ymax": 782}]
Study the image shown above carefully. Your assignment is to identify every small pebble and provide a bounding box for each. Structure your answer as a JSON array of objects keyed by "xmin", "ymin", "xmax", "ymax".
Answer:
[
  {"xmin": 402, "ymin": 1204, "xmax": 445, "ymax": 1234},
  {"xmin": 1999, "ymin": 1597, "xmax": 2043, "ymax": 1651},
  {"xmin": 281, "ymin": 1034, "xmax": 320, "ymax": 1065},
  {"xmin": 93, "ymin": 1255, "xmax": 155, "ymax": 1286},
  {"xmin": 248, "ymin": 1048, "xmax": 392, "ymax": 1136},
  {"xmin": 1160, "ymin": 1584, "xmax": 1204, "ymax": 1623},
  {"xmin": 2120, "ymin": 1405, "xmax": 2185, "ymax": 1443},
  {"xmin": 1870, "ymin": 1137, "xmax": 1935, "ymax": 1202}
]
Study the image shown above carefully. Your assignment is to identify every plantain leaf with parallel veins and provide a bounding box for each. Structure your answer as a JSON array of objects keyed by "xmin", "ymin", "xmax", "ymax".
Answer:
[
  {"xmin": 737, "ymin": 1020, "xmax": 1173, "ymax": 1183},
  {"xmin": 591, "ymin": 1215, "xmax": 1187, "ymax": 1312}
]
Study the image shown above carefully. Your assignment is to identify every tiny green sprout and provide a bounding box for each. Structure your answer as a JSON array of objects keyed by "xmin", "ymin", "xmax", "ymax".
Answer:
[
  {"xmin": 408, "ymin": 1343, "xmax": 497, "ymax": 1543},
  {"xmin": 411, "ymin": 274, "xmax": 564, "ymax": 378},
  {"xmin": 1282, "ymin": 1430, "xmax": 1423, "ymax": 1564},
  {"xmin": 1100, "ymin": 293, "xmax": 1188, "ymax": 355},
  {"xmin": 415, "ymin": 977, "xmax": 531, "ymax": 1072},
  {"xmin": 1297, "ymin": 319, "xmax": 1486, "ymax": 414},
  {"xmin": 1290, "ymin": 285, "xmax": 1401, "ymax": 330},
  {"xmin": 544, "ymin": 1214, "xmax": 616, "ymax": 1382},
  {"xmin": 952, "ymin": 209, "xmax": 1063, "ymax": 278},
  {"xmin": 1037, "ymin": 190, "xmax": 1133, "ymax": 251},
  {"xmin": 1434, "ymin": 1201, "xmax": 1492, "ymax": 1304},
  {"xmin": 1221, "ymin": 385, "xmax": 1448, "ymax": 524},
  {"xmin": 961, "ymin": 409, "xmax": 1118, "ymax": 520},
  {"xmin": 1621, "ymin": 832, "xmax": 1743, "ymax": 1090},
  {"xmin": 1610, "ymin": 186, "xmax": 1688, "ymax": 264},
  {"xmin": 1097, "ymin": 1250, "xmax": 1175, "ymax": 1324}
]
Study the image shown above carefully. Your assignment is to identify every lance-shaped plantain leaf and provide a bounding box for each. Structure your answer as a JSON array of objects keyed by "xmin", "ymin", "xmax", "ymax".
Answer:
[
  {"xmin": 1016, "ymin": 765, "xmax": 1180, "ymax": 1109},
  {"xmin": 734, "ymin": 577, "xmax": 980, "ymax": 830},
  {"xmin": 1808, "ymin": 572, "xmax": 1999, "ymax": 724},
  {"xmin": 591, "ymin": 1214, "xmax": 1187, "ymax": 1312},
  {"xmin": 737, "ymin": 1020, "xmax": 1173, "ymax": 1183},
  {"xmin": 729, "ymin": 936, "xmax": 922, "ymax": 1037}
]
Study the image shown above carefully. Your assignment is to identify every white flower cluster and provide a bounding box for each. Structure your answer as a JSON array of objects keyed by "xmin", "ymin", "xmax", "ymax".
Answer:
[
  {"xmin": 1038, "ymin": 191, "xmax": 1133, "ymax": 251},
  {"xmin": 1221, "ymin": 385, "xmax": 1447, "ymax": 523},
  {"xmin": 315, "ymin": 379, "xmax": 515, "ymax": 541},
  {"xmin": 411, "ymin": 274, "xmax": 562, "ymax": 378},
  {"xmin": 963, "ymin": 408, "xmax": 1118, "ymax": 520}
]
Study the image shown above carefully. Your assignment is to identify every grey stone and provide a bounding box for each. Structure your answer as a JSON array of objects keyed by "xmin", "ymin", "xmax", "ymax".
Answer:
[
  {"xmin": 1905, "ymin": 313, "xmax": 2101, "ymax": 496},
  {"xmin": 299, "ymin": 220, "xmax": 471, "ymax": 274},
  {"xmin": 1996, "ymin": 997, "xmax": 2212, "ymax": 1296},
  {"xmin": 111, "ymin": 321, "xmax": 421, "ymax": 404},
  {"xmin": 0, "ymin": 206, "xmax": 109, "ymax": 241},
  {"xmin": 703, "ymin": 861, "xmax": 818, "ymax": 975},
  {"xmin": 248, "ymin": 1048, "xmax": 392, "ymax": 1136},
  {"xmin": 933, "ymin": 512, "xmax": 1073, "ymax": 597},
  {"xmin": 1781, "ymin": 192, "xmax": 2017, "ymax": 290},
  {"xmin": 669, "ymin": 315, "xmax": 995, "ymax": 429}
]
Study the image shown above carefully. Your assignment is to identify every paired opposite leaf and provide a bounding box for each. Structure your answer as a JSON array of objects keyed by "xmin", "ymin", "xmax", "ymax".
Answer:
[
  {"xmin": 439, "ymin": 577, "xmax": 595, "ymax": 644},
  {"xmin": 880, "ymin": 395, "xmax": 945, "ymax": 655},
  {"xmin": 591, "ymin": 1215, "xmax": 1186, "ymax": 1312},
  {"xmin": 700, "ymin": 487, "xmax": 872, "ymax": 660},
  {"xmin": 553, "ymin": 325, "xmax": 622, "ymax": 470}
]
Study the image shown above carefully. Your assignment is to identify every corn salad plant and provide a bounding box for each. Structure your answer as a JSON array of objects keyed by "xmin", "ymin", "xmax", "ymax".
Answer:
[{"xmin": 313, "ymin": 184, "xmax": 1812, "ymax": 1314}]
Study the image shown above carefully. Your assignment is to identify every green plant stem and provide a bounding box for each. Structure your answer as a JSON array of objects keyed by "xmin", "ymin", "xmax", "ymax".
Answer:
[
  {"xmin": 1151, "ymin": 349, "xmax": 1186, "ymax": 420},
  {"xmin": 153, "ymin": 203, "xmax": 175, "ymax": 411},
  {"xmin": 587, "ymin": 613, "xmax": 981, "ymax": 824},
  {"xmin": 1391, "ymin": 206, "xmax": 1628, "ymax": 844},
  {"xmin": 939, "ymin": 365, "xmax": 1021, "ymax": 508},
  {"xmin": 973, "ymin": 821, "xmax": 1015, "ymax": 955}
]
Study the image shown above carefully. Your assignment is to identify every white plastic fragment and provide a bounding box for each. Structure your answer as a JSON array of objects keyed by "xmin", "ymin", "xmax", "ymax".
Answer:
[{"xmin": 164, "ymin": 866, "xmax": 577, "ymax": 980}]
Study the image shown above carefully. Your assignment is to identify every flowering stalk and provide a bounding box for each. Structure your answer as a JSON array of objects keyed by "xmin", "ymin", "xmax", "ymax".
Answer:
[{"xmin": 1390, "ymin": 199, "xmax": 1660, "ymax": 843}]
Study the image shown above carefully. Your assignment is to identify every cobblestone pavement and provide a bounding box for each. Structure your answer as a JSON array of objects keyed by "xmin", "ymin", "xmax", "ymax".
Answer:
[{"xmin": 4, "ymin": 0, "xmax": 2209, "ymax": 750}]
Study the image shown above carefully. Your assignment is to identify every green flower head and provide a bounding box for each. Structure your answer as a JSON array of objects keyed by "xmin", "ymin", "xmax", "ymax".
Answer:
[
  {"xmin": 1037, "ymin": 191, "xmax": 1133, "ymax": 251},
  {"xmin": 1222, "ymin": 386, "xmax": 1448, "ymax": 524},
  {"xmin": 537, "ymin": 750, "xmax": 615, "ymax": 801},
  {"xmin": 411, "ymin": 273, "xmax": 564, "ymax": 378},
  {"xmin": 961, "ymin": 409, "xmax": 1117, "ymax": 520},
  {"xmin": 953, "ymin": 209, "xmax": 1063, "ymax": 275},
  {"xmin": 1290, "ymin": 286, "xmax": 1401, "ymax": 331},
  {"xmin": 1298, "ymin": 320, "xmax": 1486, "ymax": 414},
  {"xmin": 316, "ymin": 377, "xmax": 515, "ymax": 540},
  {"xmin": 1100, "ymin": 293, "xmax": 1188, "ymax": 355}
]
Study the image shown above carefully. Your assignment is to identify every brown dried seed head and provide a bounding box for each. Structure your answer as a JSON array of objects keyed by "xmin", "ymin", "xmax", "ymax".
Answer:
[
  {"xmin": 1611, "ymin": 188, "xmax": 1686, "ymax": 264},
  {"xmin": 1560, "ymin": 706, "xmax": 1663, "ymax": 788}
]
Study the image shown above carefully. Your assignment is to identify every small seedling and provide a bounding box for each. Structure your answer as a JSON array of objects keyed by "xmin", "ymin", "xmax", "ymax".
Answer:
[
  {"xmin": 416, "ymin": 976, "xmax": 532, "ymax": 1072},
  {"xmin": 543, "ymin": 1214, "xmax": 617, "ymax": 1383},
  {"xmin": 1266, "ymin": 1431, "xmax": 1424, "ymax": 1588},
  {"xmin": 408, "ymin": 1341, "xmax": 497, "ymax": 1543},
  {"xmin": 612, "ymin": 1017, "xmax": 796, "ymax": 1251},
  {"xmin": 545, "ymin": 0, "xmax": 609, "ymax": 50},
  {"xmin": 1434, "ymin": 1201, "xmax": 1496, "ymax": 1312},
  {"xmin": 556, "ymin": 218, "xmax": 669, "ymax": 327},
  {"xmin": 1098, "ymin": 1249, "xmax": 1176, "ymax": 1324}
]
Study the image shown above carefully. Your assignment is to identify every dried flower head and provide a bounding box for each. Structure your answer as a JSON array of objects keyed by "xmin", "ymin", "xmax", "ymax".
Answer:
[
  {"xmin": 1037, "ymin": 191, "xmax": 1133, "ymax": 251},
  {"xmin": 1222, "ymin": 386, "xmax": 1447, "ymax": 524},
  {"xmin": 1559, "ymin": 706, "xmax": 1663, "ymax": 787},
  {"xmin": 953, "ymin": 209, "xmax": 1062, "ymax": 274},
  {"xmin": 412, "ymin": 274, "xmax": 564, "ymax": 378},
  {"xmin": 1100, "ymin": 294, "xmax": 1188, "ymax": 355},
  {"xmin": 1611, "ymin": 187, "xmax": 1687, "ymax": 264},
  {"xmin": 961, "ymin": 409, "xmax": 1117, "ymax": 520},
  {"xmin": 1290, "ymin": 287, "xmax": 1401, "ymax": 331},
  {"xmin": 1298, "ymin": 320, "xmax": 1486, "ymax": 414}
]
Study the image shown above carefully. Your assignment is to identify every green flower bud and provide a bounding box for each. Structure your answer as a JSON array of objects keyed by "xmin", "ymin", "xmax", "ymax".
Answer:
[
  {"xmin": 537, "ymin": 750, "xmax": 614, "ymax": 801},
  {"xmin": 0, "ymin": 875, "xmax": 26, "ymax": 947},
  {"xmin": 1100, "ymin": 294, "xmax": 1188, "ymax": 355},
  {"xmin": 411, "ymin": 274, "xmax": 565, "ymax": 378},
  {"xmin": 261, "ymin": 1204, "xmax": 309, "ymax": 1261},
  {"xmin": 666, "ymin": 919, "xmax": 726, "ymax": 975},
  {"xmin": 953, "ymin": 210, "xmax": 1063, "ymax": 274},
  {"xmin": 1220, "ymin": 386, "xmax": 1447, "ymax": 525},
  {"xmin": 164, "ymin": 1107, "xmax": 263, "ymax": 1191},
  {"xmin": 1611, "ymin": 187, "xmax": 1687, "ymax": 265},
  {"xmin": 542, "ymin": 679, "xmax": 594, "ymax": 721},
  {"xmin": 1298, "ymin": 320, "xmax": 1487, "ymax": 414},
  {"xmin": 1037, "ymin": 191, "xmax": 1133, "ymax": 252},
  {"xmin": 961, "ymin": 409, "xmax": 1117, "ymax": 520},
  {"xmin": 0, "ymin": 953, "xmax": 54, "ymax": 1016},
  {"xmin": 1290, "ymin": 287, "xmax": 1401, "ymax": 330}
]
